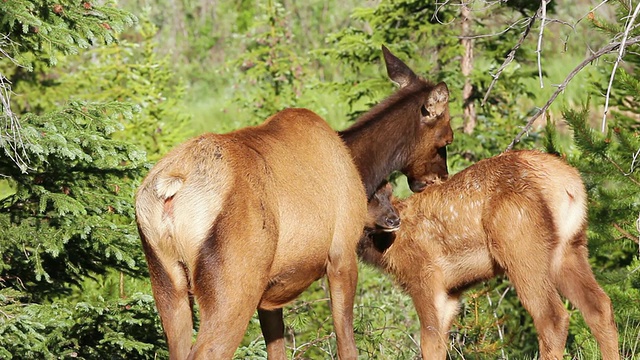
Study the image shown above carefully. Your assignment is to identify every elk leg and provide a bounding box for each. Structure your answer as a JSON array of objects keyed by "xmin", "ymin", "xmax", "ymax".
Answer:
[
  {"xmin": 188, "ymin": 212, "xmax": 276, "ymax": 360},
  {"xmin": 326, "ymin": 247, "xmax": 359, "ymax": 360},
  {"xmin": 555, "ymin": 236, "xmax": 619, "ymax": 360},
  {"xmin": 440, "ymin": 293, "xmax": 461, "ymax": 335},
  {"xmin": 404, "ymin": 268, "xmax": 451, "ymax": 360},
  {"xmin": 258, "ymin": 308, "xmax": 287, "ymax": 359},
  {"xmin": 140, "ymin": 235, "xmax": 193, "ymax": 360},
  {"xmin": 510, "ymin": 278, "xmax": 568, "ymax": 360},
  {"xmin": 188, "ymin": 258, "xmax": 268, "ymax": 360},
  {"xmin": 486, "ymin": 199, "xmax": 569, "ymax": 360}
]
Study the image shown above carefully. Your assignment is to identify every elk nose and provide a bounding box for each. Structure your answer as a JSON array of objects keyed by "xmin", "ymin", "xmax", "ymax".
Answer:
[
  {"xmin": 409, "ymin": 180, "xmax": 427, "ymax": 193},
  {"xmin": 385, "ymin": 215, "xmax": 400, "ymax": 229}
]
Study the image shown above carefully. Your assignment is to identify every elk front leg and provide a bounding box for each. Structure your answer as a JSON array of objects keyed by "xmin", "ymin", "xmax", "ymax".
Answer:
[
  {"xmin": 258, "ymin": 308, "xmax": 287, "ymax": 360},
  {"xmin": 408, "ymin": 276, "xmax": 450, "ymax": 359},
  {"xmin": 326, "ymin": 249, "xmax": 359, "ymax": 360}
]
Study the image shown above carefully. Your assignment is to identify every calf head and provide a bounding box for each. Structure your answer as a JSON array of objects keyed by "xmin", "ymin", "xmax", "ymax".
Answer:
[{"xmin": 366, "ymin": 181, "xmax": 401, "ymax": 233}]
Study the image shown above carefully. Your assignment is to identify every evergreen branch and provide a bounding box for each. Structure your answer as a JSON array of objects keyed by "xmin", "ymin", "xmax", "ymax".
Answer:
[
  {"xmin": 507, "ymin": 35, "xmax": 640, "ymax": 150},
  {"xmin": 481, "ymin": 8, "xmax": 538, "ymax": 106},
  {"xmin": 601, "ymin": 1, "xmax": 640, "ymax": 133}
]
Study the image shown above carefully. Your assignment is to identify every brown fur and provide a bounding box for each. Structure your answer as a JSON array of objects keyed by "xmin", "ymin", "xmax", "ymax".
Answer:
[
  {"xmin": 137, "ymin": 109, "xmax": 366, "ymax": 360},
  {"xmin": 360, "ymin": 150, "xmax": 620, "ymax": 360},
  {"xmin": 339, "ymin": 46, "xmax": 453, "ymax": 197},
  {"xmin": 135, "ymin": 45, "xmax": 453, "ymax": 360}
]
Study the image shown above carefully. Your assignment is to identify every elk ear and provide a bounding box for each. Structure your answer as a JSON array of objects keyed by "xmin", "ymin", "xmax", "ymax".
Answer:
[
  {"xmin": 382, "ymin": 45, "xmax": 418, "ymax": 88},
  {"xmin": 421, "ymin": 82, "xmax": 449, "ymax": 123},
  {"xmin": 383, "ymin": 181, "xmax": 393, "ymax": 193}
]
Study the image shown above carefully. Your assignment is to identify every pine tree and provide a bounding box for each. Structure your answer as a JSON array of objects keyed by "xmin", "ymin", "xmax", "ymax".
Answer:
[{"xmin": 0, "ymin": 2, "xmax": 187, "ymax": 358}]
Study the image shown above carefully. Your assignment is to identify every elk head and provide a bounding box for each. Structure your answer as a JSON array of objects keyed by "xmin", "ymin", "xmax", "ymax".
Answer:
[
  {"xmin": 366, "ymin": 181, "xmax": 400, "ymax": 233},
  {"xmin": 382, "ymin": 45, "xmax": 453, "ymax": 193}
]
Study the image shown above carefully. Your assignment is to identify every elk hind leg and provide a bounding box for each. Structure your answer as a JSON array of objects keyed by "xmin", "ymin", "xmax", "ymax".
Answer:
[
  {"xmin": 486, "ymin": 200, "xmax": 569, "ymax": 360},
  {"xmin": 258, "ymin": 308, "xmax": 286, "ymax": 359},
  {"xmin": 188, "ymin": 215, "xmax": 275, "ymax": 360},
  {"xmin": 554, "ymin": 232, "xmax": 619, "ymax": 360},
  {"xmin": 140, "ymin": 236, "xmax": 193, "ymax": 360}
]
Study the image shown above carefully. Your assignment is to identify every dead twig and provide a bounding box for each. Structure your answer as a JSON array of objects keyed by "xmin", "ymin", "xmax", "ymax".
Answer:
[
  {"xmin": 482, "ymin": 12, "xmax": 538, "ymax": 106},
  {"xmin": 601, "ymin": 1, "xmax": 640, "ymax": 133},
  {"xmin": 536, "ymin": 0, "xmax": 551, "ymax": 89},
  {"xmin": 506, "ymin": 35, "xmax": 640, "ymax": 150},
  {"xmin": 1, "ymin": 33, "xmax": 31, "ymax": 173}
]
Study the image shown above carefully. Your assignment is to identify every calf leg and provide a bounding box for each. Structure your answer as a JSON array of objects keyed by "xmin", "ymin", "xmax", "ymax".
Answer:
[
  {"xmin": 407, "ymin": 274, "xmax": 450, "ymax": 360},
  {"xmin": 140, "ymin": 235, "xmax": 193, "ymax": 360},
  {"xmin": 555, "ymin": 234, "xmax": 619, "ymax": 360},
  {"xmin": 486, "ymin": 198, "xmax": 569, "ymax": 360},
  {"xmin": 440, "ymin": 293, "xmax": 460, "ymax": 336},
  {"xmin": 509, "ymin": 275, "xmax": 569, "ymax": 360},
  {"xmin": 258, "ymin": 308, "xmax": 287, "ymax": 360}
]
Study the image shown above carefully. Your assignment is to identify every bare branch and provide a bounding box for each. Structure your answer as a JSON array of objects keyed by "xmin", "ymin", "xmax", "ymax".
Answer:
[
  {"xmin": 460, "ymin": 17, "xmax": 530, "ymax": 40},
  {"xmin": 481, "ymin": 12, "xmax": 538, "ymax": 106},
  {"xmin": 575, "ymin": 0, "xmax": 610, "ymax": 27},
  {"xmin": 506, "ymin": 35, "xmax": 640, "ymax": 150},
  {"xmin": 536, "ymin": 0, "xmax": 551, "ymax": 89},
  {"xmin": 486, "ymin": 287, "xmax": 510, "ymax": 360},
  {"xmin": 601, "ymin": 1, "xmax": 640, "ymax": 133},
  {"xmin": 636, "ymin": 213, "xmax": 640, "ymax": 257},
  {"xmin": 1, "ymin": 33, "xmax": 31, "ymax": 173},
  {"xmin": 626, "ymin": 146, "xmax": 640, "ymax": 176},
  {"xmin": 0, "ymin": 73, "xmax": 31, "ymax": 174}
]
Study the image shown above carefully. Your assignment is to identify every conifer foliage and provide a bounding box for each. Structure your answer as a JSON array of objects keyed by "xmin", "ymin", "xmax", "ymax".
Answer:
[{"xmin": 0, "ymin": 1, "xmax": 176, "ymax": 358}]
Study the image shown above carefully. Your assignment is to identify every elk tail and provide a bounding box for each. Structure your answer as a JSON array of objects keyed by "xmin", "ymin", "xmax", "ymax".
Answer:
[{"xmin": 155, "ymin": 174, "xmax": 185, "ymax": 200}]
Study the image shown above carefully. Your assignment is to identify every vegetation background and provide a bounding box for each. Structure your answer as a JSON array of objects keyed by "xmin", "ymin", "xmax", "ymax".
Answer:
[{"xmin": 1, "ymin": 0, "xmax": 639, "ymax": 359}]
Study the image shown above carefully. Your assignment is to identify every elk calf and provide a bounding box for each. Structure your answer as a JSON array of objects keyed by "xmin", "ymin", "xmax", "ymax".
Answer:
[{"xmin": 359, "ymin": 150, "xmax": 619, "ymax": 360}]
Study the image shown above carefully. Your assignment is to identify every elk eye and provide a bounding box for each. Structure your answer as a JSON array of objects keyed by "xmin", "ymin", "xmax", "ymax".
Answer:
[{"xmin": 420, "ymin": 104, "xmax": 430, "ymax": 117}]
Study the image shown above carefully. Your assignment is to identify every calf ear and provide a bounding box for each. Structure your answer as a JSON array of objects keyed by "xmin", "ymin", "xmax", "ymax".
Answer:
[
  {"xmin": 422, "ymin": 82, "xmax": 449, "ymax": 122},
  {"xmin": 382, "ymin": 45, "xmax": 418, "ymax": 88},
  {"xmin": 383, "ymin": 181, "xmax": 393, "ymax": 195}
]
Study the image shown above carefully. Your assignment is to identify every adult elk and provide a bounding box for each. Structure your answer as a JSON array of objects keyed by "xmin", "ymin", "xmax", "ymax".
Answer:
[
  {"xmin": 360, "ymin": 150, "xmax": 619, "ymax": 360},
  {"xmin": 135, "ymin": 45, "xmax": 453, "ymax": 359}
]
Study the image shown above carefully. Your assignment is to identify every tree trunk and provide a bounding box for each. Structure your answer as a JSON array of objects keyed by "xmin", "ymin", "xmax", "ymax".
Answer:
[{"xmin": 461, "ymin": 3, "xmax": 477, "ymax": 134}]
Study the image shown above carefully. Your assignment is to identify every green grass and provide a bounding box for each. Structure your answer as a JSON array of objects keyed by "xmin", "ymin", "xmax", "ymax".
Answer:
[{"xmin": 184, "ymin": 76, "xmax": 354, "ymax": 137}]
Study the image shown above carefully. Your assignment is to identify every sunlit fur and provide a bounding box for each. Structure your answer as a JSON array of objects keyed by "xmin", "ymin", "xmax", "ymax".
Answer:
[
  {"xmin": 360, "ymin": 150, "xmax": 619, "ymax": 360},
  {"xmin": 339, "ymin": 46, "xmax": 453, "ymax": 197},
  {"xmin": 135, "ymin": 45, "xmax": 454, "ymax": 360},
  {"xmin": 137, "ymin": 109, "xmax": 366, "ymax": 360}
]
